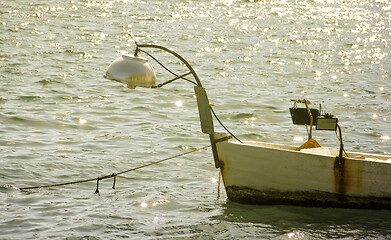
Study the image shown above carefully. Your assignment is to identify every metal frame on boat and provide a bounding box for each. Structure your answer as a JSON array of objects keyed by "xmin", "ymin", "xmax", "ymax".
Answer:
[{"xmin": 104, "ymin": 43, "xmax": 391, "ymax": 209}]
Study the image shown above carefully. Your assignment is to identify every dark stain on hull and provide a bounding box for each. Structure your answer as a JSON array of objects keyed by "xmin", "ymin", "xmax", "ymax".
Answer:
[
  {"xmin": 226, "ymin": 186, "xmax": 391, "ymax": 209},
  {"xmin": 333, "ymin": 156, "xmax": 347, "ymax": 201}
]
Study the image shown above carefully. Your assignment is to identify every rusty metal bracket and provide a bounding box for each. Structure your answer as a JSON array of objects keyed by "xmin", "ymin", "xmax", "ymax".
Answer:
[
  {"xmin": 334, "ymin": 123, "xmax": 346, "ymax": 170},
  {"xmin": 209, "ymin": 134, "xmax": 224, "ymax": 168},
  {"xmin": 214, "ymin": 135, "xmax": 232, "ymax": 143},
  {"xmin": 334, "ymin": 156, "xmax": 345, "ymax": 169}
]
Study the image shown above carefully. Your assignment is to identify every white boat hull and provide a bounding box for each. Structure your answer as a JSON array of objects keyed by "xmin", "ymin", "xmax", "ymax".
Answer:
[{"xmin": 216, "ymin": 139, "xmax": 391, "ymax": 208}]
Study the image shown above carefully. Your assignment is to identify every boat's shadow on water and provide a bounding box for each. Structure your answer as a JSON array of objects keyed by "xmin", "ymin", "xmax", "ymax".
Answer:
[{"xmin": 213, "ymin": 201, "xmax": 391, "ymax": 239}]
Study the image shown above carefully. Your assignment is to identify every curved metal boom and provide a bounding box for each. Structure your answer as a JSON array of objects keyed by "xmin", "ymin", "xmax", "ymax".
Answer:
[
  {"xmin": 135, "ymin": 44, "xmax": 203, "ymax": 88},
  {"xmin": 135, "ymin": 43, "xmax": 223, "ymax": 168}
]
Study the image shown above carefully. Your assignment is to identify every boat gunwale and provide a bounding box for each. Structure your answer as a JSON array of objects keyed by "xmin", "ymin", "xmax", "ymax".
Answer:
[{"xmin": 224, "ymin": 140, "xmax": 391, "ymax": 163}]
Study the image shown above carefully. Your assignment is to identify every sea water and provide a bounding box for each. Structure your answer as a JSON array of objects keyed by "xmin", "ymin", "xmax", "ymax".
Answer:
[{"xmin": 1, "ymin": 0, "xmax": 390, "ymax": 239}]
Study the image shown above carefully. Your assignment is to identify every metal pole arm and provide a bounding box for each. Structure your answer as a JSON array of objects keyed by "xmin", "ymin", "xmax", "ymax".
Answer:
[
  {"xmin": 135, "ymin": 44, "xmax": 203, "ymax": 87},
  {"xmin": 135, "ymin": 43, "xmax": 224, "ymax": 168}
]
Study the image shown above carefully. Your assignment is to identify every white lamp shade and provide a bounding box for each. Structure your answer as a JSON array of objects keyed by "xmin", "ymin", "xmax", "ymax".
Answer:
[{"xmin": 104, "ymin": 54, "xmax": 156, "ymax": 88}]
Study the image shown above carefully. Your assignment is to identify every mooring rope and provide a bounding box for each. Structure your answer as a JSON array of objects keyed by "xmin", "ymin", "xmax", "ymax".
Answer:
[
  {"xmin": 217, "ymin": 169, "xmax": 222, "ymax": 200},
  {"xmin": 19, "ymin": 145, "xmax": 211, "ymax": 192}
]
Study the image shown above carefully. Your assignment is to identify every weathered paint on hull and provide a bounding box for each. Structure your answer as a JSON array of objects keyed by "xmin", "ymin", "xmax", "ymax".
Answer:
[
  {"xmin": 226, "ymin": 186, "xmax": 391, "ymax": 209},
  {"xmin": 216, "ymin": 140, "xmax": 391, "ymax": 209}
]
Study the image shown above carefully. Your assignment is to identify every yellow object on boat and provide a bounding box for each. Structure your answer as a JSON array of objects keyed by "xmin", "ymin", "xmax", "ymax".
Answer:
[{"xmin": 297, "ymin": 138, "xmax": 321, "ymax": 151}]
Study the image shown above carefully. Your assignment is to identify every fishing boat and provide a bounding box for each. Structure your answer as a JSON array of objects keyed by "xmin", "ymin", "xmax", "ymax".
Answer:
[
  {"xmin": 104, "ymin": 43, "xmax": 391, "ymax": 209},
  {"xmin": 213, "ymin": 103, "xmax": 391, "ymax": 209}
]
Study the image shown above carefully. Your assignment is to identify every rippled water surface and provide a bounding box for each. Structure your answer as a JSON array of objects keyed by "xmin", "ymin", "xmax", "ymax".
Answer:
[{"xmin": 1, "ymin": 0, "xmax": 391, "ymax": 239}]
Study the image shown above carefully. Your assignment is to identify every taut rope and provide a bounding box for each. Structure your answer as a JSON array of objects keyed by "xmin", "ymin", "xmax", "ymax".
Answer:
[{"xmin": 19, "ymin": 145, "xmax": 211, "ymax": 193}]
